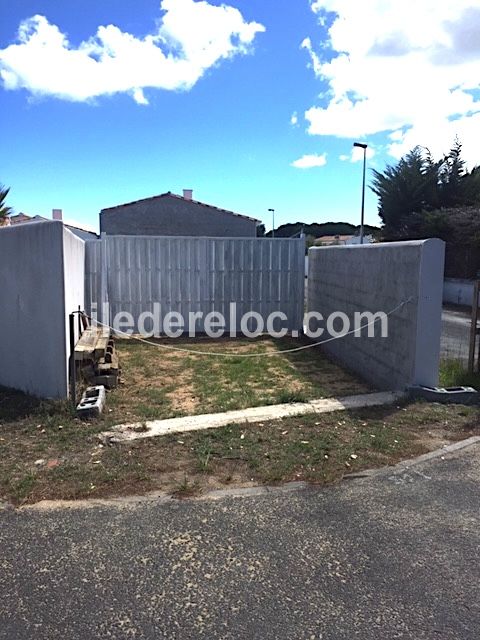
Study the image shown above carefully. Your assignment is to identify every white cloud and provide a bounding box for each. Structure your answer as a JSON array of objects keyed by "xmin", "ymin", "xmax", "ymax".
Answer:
[
  {"xmin": 290, "ymin": 112, "xmax": 298, "ymax": 125},
  {"xmin": 301, "ymin": 37, "xmax": 322, "ymax": 75},
  {"xmin": 0, "ymin": 0, "xmax": 265, "ymax": 103},
  {"xmin": 303, "ymin": 0, "xmax": 480, "ymax": 166},
  {"xmin": 291, "ymin": 152, "xmax": 327, "ymax": 169}
]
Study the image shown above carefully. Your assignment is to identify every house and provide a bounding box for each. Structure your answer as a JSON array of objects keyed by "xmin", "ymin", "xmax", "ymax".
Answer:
[
  {"xmin": 6, "ymin": 210, "xmax": 98, "ymax": 241},
  {"xmin": 315, "ymin": 234, "xmax": 374, "ymax": 246},
  {"xmin": 100, "ymin": 190, "xmax": 260, "ymax": 238}
]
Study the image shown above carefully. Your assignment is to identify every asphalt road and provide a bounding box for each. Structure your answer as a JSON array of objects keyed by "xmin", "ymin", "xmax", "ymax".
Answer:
[
  {"xmin": 1, "ymin": 444, "xmax": 479, "ymax": 640},
  {"xmin": 441, "ymin": 306, "xmax": 472, "ymax": 364}
]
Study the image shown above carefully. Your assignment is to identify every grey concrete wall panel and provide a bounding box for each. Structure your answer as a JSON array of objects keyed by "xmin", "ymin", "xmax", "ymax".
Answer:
[
  {"xmin": 443, "ymin": 278, "xmax": 478, "ymax": 307},
  {"xmin": 0, "ymin": 221, "xmax": 85, "ymax": 398},
  {"xmin": 100, "ymin": 197, "xmax": 257, "ymax": 238},
  {"xmin": 307, "ymin": 239, "xmax": 445, "ymax": 391},
  {"xmin": 62, "ymin": 225, "xmax": 86, "ymax": 371}
]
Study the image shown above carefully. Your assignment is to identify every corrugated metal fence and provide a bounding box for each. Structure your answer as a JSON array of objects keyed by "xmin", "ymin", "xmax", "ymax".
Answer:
[{"xmin": 85, "ymin": 235, "xmax": 305, "ymax": 333}]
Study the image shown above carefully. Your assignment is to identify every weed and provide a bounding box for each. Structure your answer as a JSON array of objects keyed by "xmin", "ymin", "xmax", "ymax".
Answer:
[
  {"xmin": 132, "ymin": 423, "xmax": 149, "ymax": 433},
  {"xmin": 276, "ymin": 389, "xmax": 308, "ymax": 404},
  {"xmin": 172, "ymin": 475, "xmax": 200, "ymax": 498},
  {"xmin": 10, "ymin": 472, "xmax": 36, "ymax": 503},
  {"xmin": 195, "ymin": 439, "xmax": 213, "ymax": 473},
  {"xmin": 440, "ymin": 359, "xmax": 480, "ymax": 389}
]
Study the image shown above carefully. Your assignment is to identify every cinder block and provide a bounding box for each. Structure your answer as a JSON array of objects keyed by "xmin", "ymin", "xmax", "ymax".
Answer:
[
  {"xmin": 76, "ymin": 385, "xmax": 107, "ymax": 419},
  {"xmin": 409, "ymin": 385, "xmax": 479, "ymax": 405},
  {"xmin": 93, "ymin": 374, "xmax": 118, "ymax": 389}
]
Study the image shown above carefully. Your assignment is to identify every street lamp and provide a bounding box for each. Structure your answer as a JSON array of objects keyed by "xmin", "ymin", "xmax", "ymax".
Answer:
[
  {"xmin": 268, "ymin": 208, "xmax": 275, "ymax": 238},
  {"xmin": 353, "ymin": 142, "xmax": 368, "ymax": 244}
]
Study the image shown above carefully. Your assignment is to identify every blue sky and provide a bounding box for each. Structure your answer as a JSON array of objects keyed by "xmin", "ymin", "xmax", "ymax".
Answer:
[{"xmin": 1, "ymin": 0, "xmax": 480, "ymax": 232}]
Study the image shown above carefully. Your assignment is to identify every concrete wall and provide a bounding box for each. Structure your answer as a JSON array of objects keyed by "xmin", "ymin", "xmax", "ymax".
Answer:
[
  {"xmin": 100, "ymin": 196, "xmax": 257, "ymax": 238},
  {"xmin": 62, "ymin": 225, "xmax": 86, "ymax": 372},
  {"xmin": 443, "ymin": 278, "xmax": 479, "ymax": 308},
  {"xmin": 0, "ymin": 221, "xmax": 84, "ymax": 398},
  {"xmin": 307, "ymin": 239, "xmax": 445, "ymax": 391},
  {"xmin": 66, "ymin": 226, "xmax": 98, "ymax": 242}
]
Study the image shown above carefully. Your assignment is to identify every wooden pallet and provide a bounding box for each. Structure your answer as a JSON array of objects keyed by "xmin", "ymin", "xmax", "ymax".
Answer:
[{"xmin": 75, "ymin": 327, "xmax": 110, "ymax": 362}]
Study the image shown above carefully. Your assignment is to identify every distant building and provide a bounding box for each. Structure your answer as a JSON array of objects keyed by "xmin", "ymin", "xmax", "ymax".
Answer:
[
  {"xmin": 100, "ymin": 190, "xmax": 259, "ymax": 238},
  {"xmin": 345, "ymin": 234, "xmax": 374, "ymax": 245},
  {"xmin": 315, "ymin": 234, "xmax": 374, "ymax": 246},
  {"xmin": 6, "ymin": 210, "xmax": 98, "ymax": 241}
]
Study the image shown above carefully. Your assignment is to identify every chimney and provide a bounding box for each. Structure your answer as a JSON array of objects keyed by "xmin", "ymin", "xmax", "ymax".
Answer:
[
  {"xmin": 183, "ymin": 189, "xmax": 193, "ymax": 201},
  {"xmin": 52, "ymin": 208, "xmax": 63, "ymax": 221}
]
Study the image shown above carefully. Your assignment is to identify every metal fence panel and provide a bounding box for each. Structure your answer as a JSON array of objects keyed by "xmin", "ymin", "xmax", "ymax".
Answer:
[
  {"xmin": 84, "ymin": 239, "xmax": 102, "ymax": 317},
  {"xmin": 85, "ymin": 235, "xmax": 305, "ymax": 333}
]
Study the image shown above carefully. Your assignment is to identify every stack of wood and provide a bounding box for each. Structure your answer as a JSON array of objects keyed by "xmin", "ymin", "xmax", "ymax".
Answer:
[{"xmin": 74, "ymin": 325, "xmax": 120, "ymax": 389}]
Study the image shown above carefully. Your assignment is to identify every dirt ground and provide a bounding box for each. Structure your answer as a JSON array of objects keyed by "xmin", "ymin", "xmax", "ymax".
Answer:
[
  {"xmin": 1, "ymin": 336, "xmax": 478, "ymax": 506},
  {"xmin": 0, "ymin": 392, "xmax": 478, "ymax": 505}
]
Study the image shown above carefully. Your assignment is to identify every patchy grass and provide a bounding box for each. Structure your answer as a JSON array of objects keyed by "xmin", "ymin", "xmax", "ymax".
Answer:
[
  {"xmin": 0, "ymin": 389, "xmax": 478, "ymax": 505},
  {"xmin": 1, "ymin": 340, "xmax": 478, "ymax": 506},
  {"xmin": 106, "ymin": 335, "xmax": 371, "ymax": 423},
  {"xmin": 0, "ymin": 336, "xmax": 370, "ymax": 505},
  {"xmin": 440, "ymin": 358, "xmax": 480, "ymax": 389}
]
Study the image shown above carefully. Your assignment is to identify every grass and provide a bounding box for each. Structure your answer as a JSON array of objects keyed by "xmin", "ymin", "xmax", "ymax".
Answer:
[
  {"xmin": 1, "ymin": 340, "xmax": 478, "ymax": 506},
  {"xmin": 0, "ymin": 383, "xmax": 478, "ymax": 505},
  {"xmin": 0, "ymin": 335, "xmax": 370, "ymax": 505},
  {"xmin": 106, "ymin": 335, "xmax": 371, "ymax": 423},
  {"xmin": 440, "ymin": 358, "xmax": 480, "ymax": 389}
]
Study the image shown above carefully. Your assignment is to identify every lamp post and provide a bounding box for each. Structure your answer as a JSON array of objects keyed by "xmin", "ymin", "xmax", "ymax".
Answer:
[
  {"xmin": 268, "ymin": 208, "xmax": 275, "ymax": 238},
  {"xmin": 353, "ymin": 142, "xmax": 367, "ymax": 244}
]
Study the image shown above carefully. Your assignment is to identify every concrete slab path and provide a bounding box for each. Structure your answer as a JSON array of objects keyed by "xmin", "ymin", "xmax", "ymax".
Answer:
[{"xmin": 102, "ymin": 391, "xmax": 405, "ymax": 443}]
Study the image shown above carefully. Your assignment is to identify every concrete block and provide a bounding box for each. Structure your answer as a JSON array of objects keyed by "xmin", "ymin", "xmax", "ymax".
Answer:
[
  {"xmin": 76, "ymin": 385, "xmax": 106, "ymax": 419},
  {"xmin": 409, "ymin": 385, "xmax": 479, "ymax": 404},
  {"xmin": 93, "ymin": 374, "xmax": 118, "ymax": 389}
]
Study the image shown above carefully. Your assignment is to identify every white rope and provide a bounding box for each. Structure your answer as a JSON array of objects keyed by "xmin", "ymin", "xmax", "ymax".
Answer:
[{"xmin": 85, "ymin": 297, "xmax": 413, "ymax": 358}]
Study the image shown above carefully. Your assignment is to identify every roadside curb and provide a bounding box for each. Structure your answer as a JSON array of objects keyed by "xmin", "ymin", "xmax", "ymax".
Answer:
[
  {"xmin": 344, "ymin": 435, "xmax": 480, "ymax": 480},
  {"xmin": 7, "ymin": 482, "xmax": 311, "ymax": 513},
  {"xmin": 3, "ymin": 437, "xmax": 479, "ymax": 514}
]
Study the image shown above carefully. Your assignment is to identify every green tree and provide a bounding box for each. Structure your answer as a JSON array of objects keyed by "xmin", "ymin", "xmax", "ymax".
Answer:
[
  {"xmin": 371, "ymin": 141, "xmax": 480, "ymax": 241},
  {"xmin": 256, "ymin": 223, "xmax": 266, "ymax": 237},
  {"xmin": 371, "ymin": 146, "xmax": 440, "ymax": 239},
  {"xmin": 438, "ymin": 138, "xmax": 465, "ymax": 207},
  {"xmin": 0, "ymin": 184, "xmax": 12, "ymax": 223}
]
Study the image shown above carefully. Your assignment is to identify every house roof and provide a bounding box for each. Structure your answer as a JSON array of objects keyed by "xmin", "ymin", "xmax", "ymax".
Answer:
[
  {"xmin": 9, "ymin": 213, "xmax": 45, "ymax": 224},
  {"xmin": 315, "ymin": 235, "xmax": 354, "ymax": 244},
  {"xmin": 7, "ymin": 213, "xmax": 98, "ymax": 237},
  {"xmin": 101, "ymin": 192, "xmax": 260, "ymax": 223}
]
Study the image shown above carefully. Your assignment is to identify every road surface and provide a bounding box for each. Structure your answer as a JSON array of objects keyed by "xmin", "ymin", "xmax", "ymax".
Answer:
[
  {"xmin": 1, "ymin": 443, "xmax": 479, "ymax": 639},
  {"xmin": 441, "ymin": 306, "xmax": 471, "ymax": 364}
]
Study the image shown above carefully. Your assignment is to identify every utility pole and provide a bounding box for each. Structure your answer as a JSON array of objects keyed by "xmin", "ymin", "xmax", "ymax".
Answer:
[
  {"xmin": 353, "ymin": 142, "xmax": 368, "ymax": 244},
  {"xmin": 268, "ymin": 208, "xmax": 275, "ymax": 238}
]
